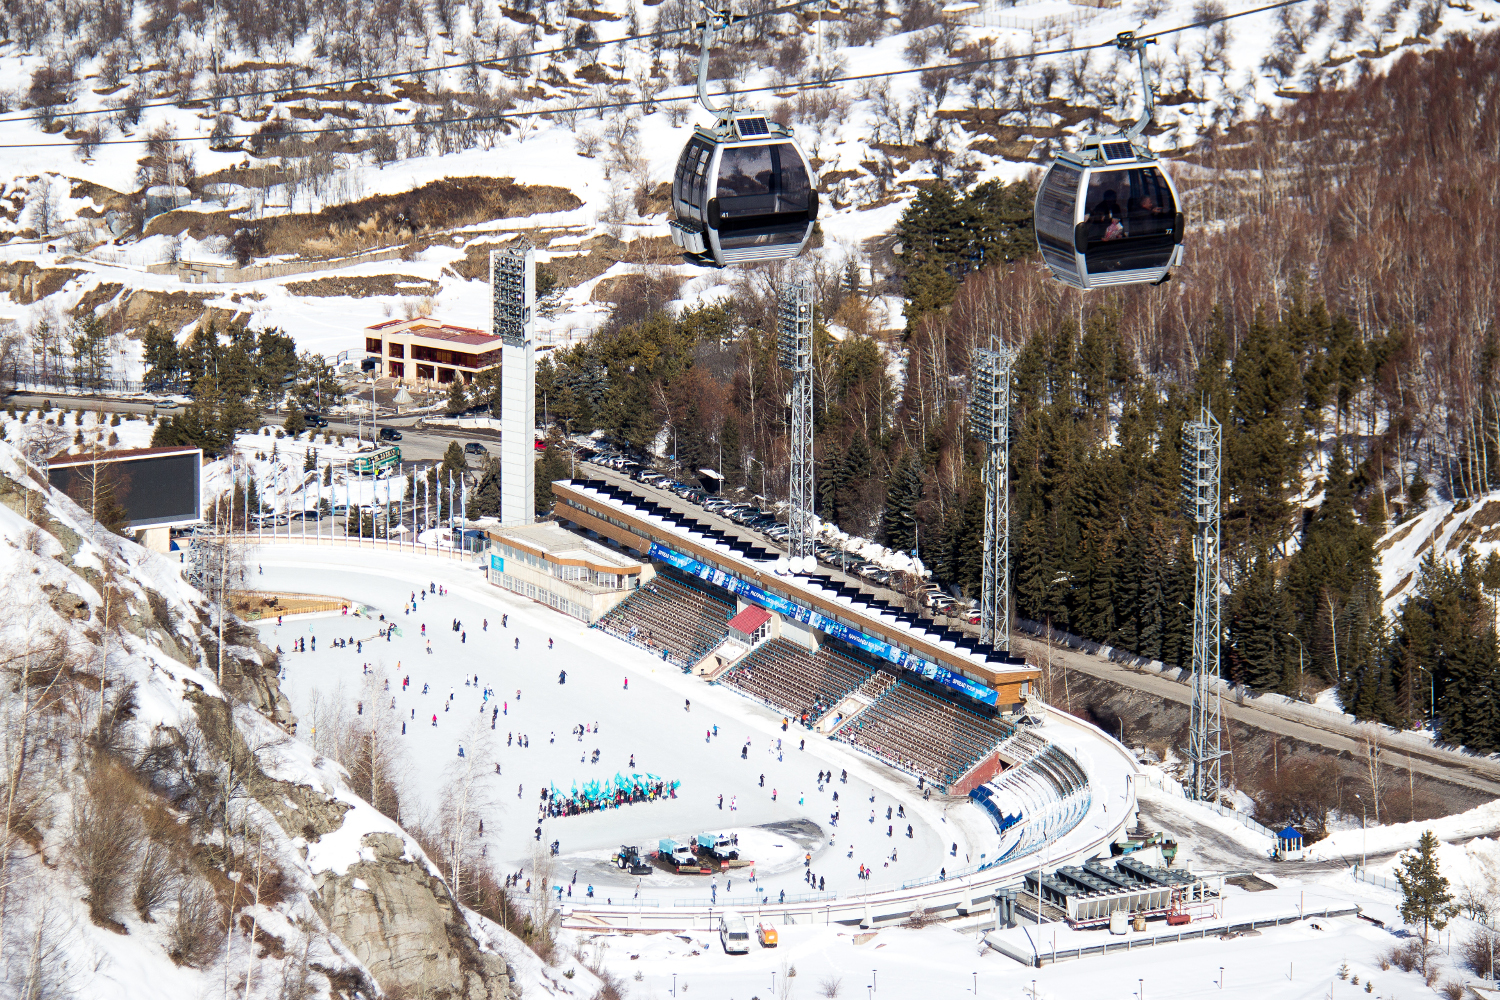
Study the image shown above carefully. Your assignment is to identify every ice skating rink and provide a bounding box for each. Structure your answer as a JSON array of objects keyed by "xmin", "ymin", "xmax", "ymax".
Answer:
[{"xmin": 254, "ymin": 546, "xmax": 995, "ymax": 904}]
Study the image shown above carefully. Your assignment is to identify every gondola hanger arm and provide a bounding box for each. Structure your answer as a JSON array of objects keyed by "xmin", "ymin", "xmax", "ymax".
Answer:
[
  {"xmin": 1114, "ymin": 31, "xmax": 1158, "ymax": 141},
  {"xmin": 696, "ymin": 1, "xmax": 749, "ymax": 116}
]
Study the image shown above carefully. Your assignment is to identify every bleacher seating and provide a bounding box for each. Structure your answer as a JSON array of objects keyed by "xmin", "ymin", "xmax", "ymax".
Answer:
[
  {"xmin": 834, "ymin": 678, "xmax": 1013, "ymax": 788},
  {"xmin": 719, "ymin": 639, "xmax": 872, "ymax": 722},
  {"xmin": 594, "ymin": 572, "xmax": 734, "ymax": 668},
  {"xmin": 973, "ymin": 729, "xmax": 1092, "ymax": 864}
]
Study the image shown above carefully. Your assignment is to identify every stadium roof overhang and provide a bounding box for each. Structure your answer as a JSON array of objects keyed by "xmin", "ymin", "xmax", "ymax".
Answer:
[{"xmin": 551, "ymin": 479, "xmax": 1039, "ymax": 706}]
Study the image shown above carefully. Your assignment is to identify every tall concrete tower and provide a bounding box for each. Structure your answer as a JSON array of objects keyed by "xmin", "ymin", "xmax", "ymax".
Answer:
[{"xmin": 492, "ymin": 246, "xmax": 536, "ymax": 526}]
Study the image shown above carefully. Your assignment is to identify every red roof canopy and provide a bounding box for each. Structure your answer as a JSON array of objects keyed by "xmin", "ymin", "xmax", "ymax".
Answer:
[{"xmin": 727, "ymin": 605, "xmax": 772, "ymax": 634}]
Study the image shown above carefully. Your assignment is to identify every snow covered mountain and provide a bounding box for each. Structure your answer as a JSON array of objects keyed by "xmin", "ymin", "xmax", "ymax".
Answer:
[{"xmin": 0, "ymin": 0, "xmax": 1497, "ymax": 361}]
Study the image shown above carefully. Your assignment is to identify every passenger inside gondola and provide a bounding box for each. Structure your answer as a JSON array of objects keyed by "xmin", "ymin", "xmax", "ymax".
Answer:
[{"xmin": 1085, "ymin": 169, "xmax": 1176, "ymax": 246}]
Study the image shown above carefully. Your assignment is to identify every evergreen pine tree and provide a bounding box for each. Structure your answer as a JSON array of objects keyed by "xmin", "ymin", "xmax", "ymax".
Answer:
[
  {"xmin": 439, "ymin": 441, "xmax": 468, "ymax": 484},
  {"xmin": 1226, "ymin": 307, "xmax": 1304, "ymax": 565},
  {"xmin": 445, "ymin": 376, "xmax": 469, "ymax": 415},
  {"xmin": 817, "ymin": 437, "xmax": 845, "ymax": 520},
  {"xmin": 1286, "ymin": 443, "xmax": 1378, "ymax": 688},
  {"xmin": 536, "ymin": 440, "xmax": 571, "ymax": 511},
  {"xmin": 1395, "ymin": 830, "xmax": 1457, "ymax": 975},
  {"xmin": 1228, "ymin": 552, "xmax": 1293, "ymax": 691},
  {"xmin": 283, "ymin": 408, "xmax": 305, "ymax": 437},
  {"xmin": 470, "ymin": 459, "xmax": 501, "ymax": 518},
  {"xmin": 883, "ymin": 451, "xmax": 923, "ymax": 554}
]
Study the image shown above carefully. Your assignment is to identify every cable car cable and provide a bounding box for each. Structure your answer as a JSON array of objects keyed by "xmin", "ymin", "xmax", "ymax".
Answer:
[
  {"xmin": 0, "ymin": 0, "xmax": 829, "ymax": 127},
  {"xmin": 0, "ymin": 0, "xmax": 1322, "ymax": 150}
]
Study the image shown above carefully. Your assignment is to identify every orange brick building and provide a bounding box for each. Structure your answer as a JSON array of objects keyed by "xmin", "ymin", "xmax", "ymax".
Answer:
[{"xmin": 364, "ymin": 317, "xmax": 503, "ymax": 386}]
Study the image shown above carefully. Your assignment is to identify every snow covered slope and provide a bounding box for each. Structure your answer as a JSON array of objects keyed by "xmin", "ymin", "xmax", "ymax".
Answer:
[
  {"xmin": 1, "ymin": 0, "xmax": 1497, "ymax": 357},
  {"xmin": 1376, "ymin": 493, "xmax": 1500, "ymax": 613}
]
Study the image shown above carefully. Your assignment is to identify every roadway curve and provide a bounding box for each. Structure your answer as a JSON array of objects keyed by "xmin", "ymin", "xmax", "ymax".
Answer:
[{"xmin": 1014, "ymin": 635, "xmax": 1500, "ymax": 799}]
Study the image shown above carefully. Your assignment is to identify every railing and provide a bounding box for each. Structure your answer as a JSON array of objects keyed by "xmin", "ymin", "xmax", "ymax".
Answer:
[
  {"xmin": 143, "ymin": 246, "xmax": 406, "ymax": 283},
  {"xmin": 945, "ymin": 3, "xmax": 1101, "ymax": 31},
  {"xmin": 232, "ymin": 532, "xmax": 486, "ymax": 562},
  {"xmin": 672, "ymin": 890, "xmax": 836, "ymax": 907},
  {"xmin": 239, "ymin": 599, "xmax": 349, "ymax": 620},
  {"xmin": 1352, "ymin": 866, "xmax": 1398, "ymax": 891},
  {"xmin": 9, "ymin": 369, "xmax": 148, "ymax": 395},
  {"xmin": 1006, "ymin": 906, "xmax": 1362, "ymax": 967}
]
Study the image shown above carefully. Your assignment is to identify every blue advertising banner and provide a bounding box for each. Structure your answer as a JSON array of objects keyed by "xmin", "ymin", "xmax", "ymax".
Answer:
[
  {"xmin": 649, "ymin": 542, "xmax": 998, "ymax": 706},
  {"xmin": 490, "ymin": 553, "xmax": 505, "ymax": 573}
]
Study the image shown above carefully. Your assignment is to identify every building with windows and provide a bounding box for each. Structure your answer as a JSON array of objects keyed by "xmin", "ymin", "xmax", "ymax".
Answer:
[
  {"xmin": 364, "ymin": 317, "xmax": 503, "ymax": 386},
  {"xmin": 485, "ymin": 521, "xmax": 652, "ymax": 623}
]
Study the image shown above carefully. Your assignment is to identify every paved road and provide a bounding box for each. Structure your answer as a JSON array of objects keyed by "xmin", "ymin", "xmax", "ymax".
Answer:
[
  {"xmin": 5, "ymin": 390, "xmax": 184, "ymax": 416},
  {"xmin": 1018, "ymin": 634, "xmax": 1500, "ymax": 798},
  {"xmin": 3, "ymin": 389, "xmax": 503, "ymax": 465}
]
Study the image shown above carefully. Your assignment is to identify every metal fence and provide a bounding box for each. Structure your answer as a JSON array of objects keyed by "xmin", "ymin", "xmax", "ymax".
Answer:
[
  {"xmin": 672, "ymin": 890, "xmax": 836, "ymax": 908},
  {"xmin": 1352, "ymin": 866, "xmax": 1399, "ymax": 891},
  {"xmin": 1014, "ymin": 906, "xmax": 1361, "ymax": 967},
  {"xmin": 1138, "ymin": 775, "xmax": 1278, "ymax": 840},
  {"xmin": 10, "ymin": 370, "xmax": 147, "ymax": 395},
  {"xmin": 947, "ymin": 3, "xmax": 1100, "ymax": 31}
]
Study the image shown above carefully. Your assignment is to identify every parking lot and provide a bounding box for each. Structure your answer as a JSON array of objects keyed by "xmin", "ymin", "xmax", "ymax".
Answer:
[{"xmin": 580, "ymin": 447, "xmax": 979, "ymax": 626}]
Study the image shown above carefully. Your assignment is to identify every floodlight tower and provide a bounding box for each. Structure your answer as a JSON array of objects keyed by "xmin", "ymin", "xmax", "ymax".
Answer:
[
  {"xmin": 492, "ymin": 245, "xmax": 536, "ymax": 526},
  {"xmin": 969, "ymin": 345, "xmax": 1018, "ymax": 648},
  {"xmin": 1182, "ymin": 405, "xmax": 1223, "ymax": 801},
  {"xmin": 777, "ymin": 281, "xmax": 814, "ymax": 563}
]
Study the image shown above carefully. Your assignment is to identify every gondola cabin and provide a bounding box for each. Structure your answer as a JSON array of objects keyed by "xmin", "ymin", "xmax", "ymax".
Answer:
[
  {"xmin": 669, "ymin": 111, "xmax": 819, "ymax": 267},
  {"xmin": 1033, "ymin": 136, "xmax": 1185, "ymax": 289}
]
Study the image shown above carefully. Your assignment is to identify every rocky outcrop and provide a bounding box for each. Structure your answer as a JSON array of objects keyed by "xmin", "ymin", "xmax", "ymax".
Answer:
[
  {"xmin": 314, "ymin": 833, "xmax": 512, "ymax": 1000},
  {"xmin": 0, "ymin": 261, "xmax": 85, "ymax": 303}
]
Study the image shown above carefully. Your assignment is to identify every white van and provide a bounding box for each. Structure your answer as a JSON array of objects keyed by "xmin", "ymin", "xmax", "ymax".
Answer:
[{"xmin": 719, "ymin": 911, "xmax": 751, "ymax": 954}]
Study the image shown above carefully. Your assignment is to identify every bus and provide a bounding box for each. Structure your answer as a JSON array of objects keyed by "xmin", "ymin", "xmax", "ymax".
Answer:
[{"xmin": 350, "ymin": 446, "xmax": 401, "ymax": 476}]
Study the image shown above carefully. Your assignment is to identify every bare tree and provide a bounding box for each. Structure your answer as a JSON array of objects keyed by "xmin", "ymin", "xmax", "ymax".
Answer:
[
  {"xmin": 0, "ymin": 607, "xmax": 71, "ymax": 947},
  {"xmin": 1, "ymin": 899, "xmax": 78, "ymax": 1000},
  {"xmin": 1363, "ymin": 724, "xmax": 1384, "ymax": 825},
  {"xmin": 345, "ymin": 667, "xmax": 407, "ymax": 820},
  {"xmin": 25, "ymin": 178, "xmax": 56, "ymax": 238},
  {"xmin": 69, "ymin": 757, "xmax": 143, "ymax": 926},
  {"xmin": 439, "ymin": 717, "xmax": 497, "ymax": 905}
]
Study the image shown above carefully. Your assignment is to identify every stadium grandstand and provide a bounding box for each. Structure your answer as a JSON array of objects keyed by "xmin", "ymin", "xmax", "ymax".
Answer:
[{"xmin": 550, "ymin": 476, "xmax": 1044, "ymax": 793}]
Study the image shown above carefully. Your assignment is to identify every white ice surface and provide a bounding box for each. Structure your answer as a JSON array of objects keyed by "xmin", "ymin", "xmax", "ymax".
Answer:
[{"xmin": 254, "ymin": 544, "xmax": 977, "ymax": 903}]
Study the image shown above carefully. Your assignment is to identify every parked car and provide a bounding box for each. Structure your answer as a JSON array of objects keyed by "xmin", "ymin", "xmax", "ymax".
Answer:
[
  {"xmin": 379, "ymin": 427, "xmax": 402, "ymax": 441},
  {"xmin": 303, "ymin": 413, "xmax": 329, "ymax": 428},
  {"xmin": 464, "ymin": 442, "xmax": 487, "ymax": 456}
]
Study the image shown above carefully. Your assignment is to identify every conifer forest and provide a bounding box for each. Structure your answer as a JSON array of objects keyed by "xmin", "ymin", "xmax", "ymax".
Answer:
[{"xmin": 542, "ymin": 33, "xmax": 1500, "ymax": 751}]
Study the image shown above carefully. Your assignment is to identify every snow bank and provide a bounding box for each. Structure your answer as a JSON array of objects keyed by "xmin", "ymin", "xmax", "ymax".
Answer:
[{"xmin": 1307, "ymin": 797, "xmax": 1500, "ymax": 862}]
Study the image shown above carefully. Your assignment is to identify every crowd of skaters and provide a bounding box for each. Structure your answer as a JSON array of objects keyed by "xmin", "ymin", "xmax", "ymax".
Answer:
[{"xmin": 271, "ymin": 576, "xmax": 945, "ymax": 898}]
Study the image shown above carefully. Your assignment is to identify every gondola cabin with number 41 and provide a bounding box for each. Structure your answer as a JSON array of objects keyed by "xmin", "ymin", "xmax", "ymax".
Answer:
[
  {"xmin": 670, "ymin": 113, "xmax": 819, "ymax": 267},
  {"xmin": 1033, "ymin": 32, "xmax": 1186, "ymax": 289},
  {"xmin": 667, "ymin": 2, "xmax": 819, "ymax": 267}
]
